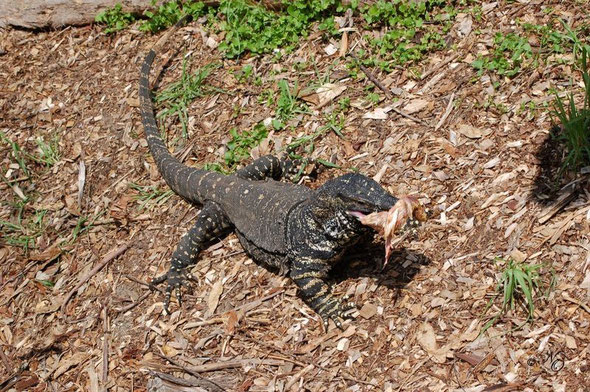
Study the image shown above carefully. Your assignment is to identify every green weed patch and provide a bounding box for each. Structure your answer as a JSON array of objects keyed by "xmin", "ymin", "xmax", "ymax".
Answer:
[{"xmin": 551, "ymin": 48, "xmax": 590, "ymax": 173}]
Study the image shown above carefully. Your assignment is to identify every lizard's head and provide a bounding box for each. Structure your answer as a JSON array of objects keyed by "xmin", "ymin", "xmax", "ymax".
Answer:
[
  {"xmin": 312, "ymin": 173, "xmax": 398, "ymax": 238},
  {"xmin": 318, "ymin": 173, "xmax": 398, "ymax": 214}
]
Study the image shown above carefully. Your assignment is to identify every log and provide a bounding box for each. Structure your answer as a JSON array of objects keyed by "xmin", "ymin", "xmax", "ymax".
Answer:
[{"xmin": 0, "ymin": 0, "xmax": 155, "ymax": 29}]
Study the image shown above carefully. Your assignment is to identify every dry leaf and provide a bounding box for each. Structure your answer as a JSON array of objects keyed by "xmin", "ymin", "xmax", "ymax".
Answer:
[
  {"xmin": 324, "ymin": 43, "xmax": 338, "ymax": 56},
  {"xmin": 565, "ymin": 335, "xmax": 577, "ymax": 349},
  {"xmin": 53, "ymin": 353, "xmax": 89, "ymax": 379},
  {"xmin": 207, "ymin": 280, "xmax": 224, "ymax": 316},
  {"xmin": 457, "ymin": 15, "xmax": 473, "ymax": 36},
  {"xmin": 403, "ymin": 99, "xmax": 429, "ymax": 114},
  {"xmin": 456, "ymin": 124, "xmax": 491, "ymax": 139},
  {"xmin": 339, "ymin": 31, "xmax": 348, "ymax": 57},
  {"xmin": 363, "ymin": 106, "xmax": 391, "ymax": 120},
  {"xmin": 161, "ymin": 344, "xmax": 178, "ymax": 357},
  {"xmin": 417, "ymin": 322, "xmax": 438, "ymax": 353},
  {"xmin": 315, "ymin": 83, "xmax": 347, "ymax": 107},
  {"xmin": 225, "ymin": 310, "xmax": 239, "ymax": 334},
  {"xmin": 34, "ymin": 298, "xmax": 60, "ymax": 314},
  {"xmin": 337, "ymin": 337, "xmax": 350, "ymax": 351},
  {"xmin": 86, "ymin": 367, "xmax": 99, "ymax": 392},
  {"xmin": 358, "ymin": 303, "xmax": 377, "ymax": 319},
  {"xmin": 455, "ymin": 352, "xmax": 485, "ymax": 367},
  {"xmin": 416, "ymin": 322, "xmax": 452, "ymax": 363}
]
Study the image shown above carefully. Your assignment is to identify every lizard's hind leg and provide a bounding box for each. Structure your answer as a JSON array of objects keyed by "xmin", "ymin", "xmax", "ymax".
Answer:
[
  {"xmin": 151, "ymin": 201, "xmax": 231, "ymax": 314},
  {"xmin": 290, "ymin": 258, "xmax": 356, "ymax": 330},
  {"xmin": 152, "ymin": 156, "xmax": 308, "ymax": 314}
]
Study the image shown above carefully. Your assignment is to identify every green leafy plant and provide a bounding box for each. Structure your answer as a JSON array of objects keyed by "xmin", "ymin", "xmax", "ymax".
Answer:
[
  {"xmin": 203, "ymin": 162, "xmax": 229, "ymax": 174},
  {"xmin": 257, "ymin": 88, "xmax": 275, "ymax": 106},
  {"xmin": 224, "ymin": 123, "xmax": 268, "ymax": 168},
  {"xmin": 70, "ymin": 213, "xmax": 104, "ymax": 243},
  {"xmin": 559, "ymin": 20, "xmax": 590, "ymax": 61},
  {"xmin": 29, "ymin": 136, "xmax": 61, "ymax": 167},
  {"xmin": 215, "ymin": 0, "xmax": 349, "ymax": 58},
  {"xmin": 129, "ymin": 183, "xmax": 174, "ymax": 210},
  {"xmin": 551, "ymin": 47, "xmax": 590, "ymax": 173},
  {"xmin": 338, "ymin": 97, "xmax": 351, "ymax": 112},
  {"xmin": 234, "ymin": 64, "xmax": 253, "ymax": 83},
  {"xmin": 366, "ymin": 92, "xmax": 381, "ymax": 105},
  {"xmin": 156, "ymin": 60, "xmax": 219, "ymax": 138},
  {"xmin": 519, "ymin": 19, "xmax": 590, "ymax": 62},
  {"xmin": 275, "ymin": 80, "xmax": 309, "ymax": 128},
  {"xmin": 1, "ymin": 132, "xmax": 30, "ymax": 178},
  {"xmin": 95, "ymin": 3, "xmax": 136, "ymax": 34},
  {"xmin": 0, "ymin": 207, "xmax": 47, "ymax": 252},
  {"xmin": 321, "ymin": 111, "xmax": 345, "ymax": 138},
  {"xmin": 286, "ymin": 111, "xmax": 346, "ymax": 158},
  {"xmin": 140, "ymin": 0, "xmax": 208, "ymax": 32},
  {"xmin": 141, "ymin": 0, "xmax": 183, "ymax": 32},
  {"xmin": 481, "ymin": 257, "xmax": 546, "ymax": 334},
  {"xmin": 472, "ymin": 32, "xmax": 533, "ymax": 77},
  {"xmin": 361, "ymin": 0, "xmax": 449, "ymax": 69},
  {"xmin": 521, "ymin": 22, "xmax": 569, "ymax": 55}
]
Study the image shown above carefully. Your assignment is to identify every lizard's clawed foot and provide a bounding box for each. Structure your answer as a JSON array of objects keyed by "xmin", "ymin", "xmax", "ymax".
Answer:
[
  {"xmin": 319, "ymin": 295, "xmax": 356, "ymax": 330},
  {"xmin": 281, "ymin": 157, "xmax": 317, "ymax": 182},
  {"xmin": 150, "ymin": 266, "xmax": 193, "ymax": 314}
]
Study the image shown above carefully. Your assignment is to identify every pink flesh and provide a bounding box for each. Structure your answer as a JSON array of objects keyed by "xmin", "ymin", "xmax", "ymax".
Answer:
[{"xmin": 356, "ymin": 196, "xmax": 423, "ymax": 268}]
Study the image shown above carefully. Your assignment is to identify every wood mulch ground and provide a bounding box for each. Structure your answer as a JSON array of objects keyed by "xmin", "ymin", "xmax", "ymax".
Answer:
[{"xmin": 0, "ymin": 2, "xmax": 588, "ymax": 391}]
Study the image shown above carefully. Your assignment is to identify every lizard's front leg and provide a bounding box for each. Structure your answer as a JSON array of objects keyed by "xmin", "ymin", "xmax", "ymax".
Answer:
[
  {"xmin": 290, "ymin": 258, "xmax": 356, "ymax": 329},
  {"xmin": 151, "ymin": 201, "xmax": 231, "ymax": 313}
]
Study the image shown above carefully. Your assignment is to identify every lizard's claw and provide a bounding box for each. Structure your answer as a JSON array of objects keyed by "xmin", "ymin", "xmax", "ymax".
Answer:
[
  {"xmin": 150, "ymin": 266, "xmax": 193, "ymax": 314},
  {"xmin": 320, "ymin": 295, "xmax": 356, "ymax": 330}
]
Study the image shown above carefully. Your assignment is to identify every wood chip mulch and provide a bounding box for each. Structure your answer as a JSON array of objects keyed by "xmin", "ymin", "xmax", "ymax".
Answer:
[{"xmin": 0, "ymin": 2, "xmax": 589, "ymax": 391}]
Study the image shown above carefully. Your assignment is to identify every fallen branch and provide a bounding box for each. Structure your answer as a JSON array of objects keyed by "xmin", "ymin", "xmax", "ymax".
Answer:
[
  {"xmin": 538, "ymin": 185, "xmax": 578, "ymax": 224},
  {"xmin": 61, "ymin": 241, "xmax": 133, "ymax": 313}
]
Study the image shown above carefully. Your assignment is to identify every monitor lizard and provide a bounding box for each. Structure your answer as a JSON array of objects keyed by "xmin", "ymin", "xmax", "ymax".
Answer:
[{"xmin": 139, "ymin": 17, "xmax": 411, "ymax": 328}]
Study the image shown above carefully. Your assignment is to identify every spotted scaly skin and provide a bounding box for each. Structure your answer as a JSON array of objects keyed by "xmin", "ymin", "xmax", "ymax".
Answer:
[{"xmin": 140, "ymin": 18, "xmax": 401, "ymax": 329}]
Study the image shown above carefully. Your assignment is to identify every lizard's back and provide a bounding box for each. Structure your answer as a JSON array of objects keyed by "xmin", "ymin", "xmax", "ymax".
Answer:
[{"xmin": 215, "ymin": 177, "xmax": 313, "ymax": 255}]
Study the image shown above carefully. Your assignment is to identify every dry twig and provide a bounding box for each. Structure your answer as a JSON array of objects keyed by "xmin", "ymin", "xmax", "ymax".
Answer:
[
  {"xmin": 348, "ymin": 52, "xmax": 430, "ymax": 126},
  {"xmin": 102, "ymin": 304, "xmax": 109, "ymax": 390},
  {"xmin": 154, "ymin": 354, "xmax": 225, "ymax": 392},
  {"xmin": 61, "ymin": 241, "xmax": 133, "ymax": 313}
]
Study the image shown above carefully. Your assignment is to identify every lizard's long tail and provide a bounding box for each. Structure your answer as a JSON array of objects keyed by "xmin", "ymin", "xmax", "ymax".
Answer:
[{"xmin": 139, "ymin": 16, "xmax": 219, "ymax": 203}]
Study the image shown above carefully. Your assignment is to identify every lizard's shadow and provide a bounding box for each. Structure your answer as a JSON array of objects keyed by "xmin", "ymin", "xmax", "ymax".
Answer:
[
  {"xmin": 331, "ymin": 241, "xmax": 431, "ymax": 304},
  {"xmin": 530, "ymin": 126, "xmax": 569, "ymax": 205}
]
